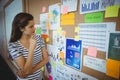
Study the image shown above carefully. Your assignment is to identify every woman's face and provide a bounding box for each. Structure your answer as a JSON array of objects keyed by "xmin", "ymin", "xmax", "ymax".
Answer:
[{"xmin": 22, "ymin": 20, "xmax": 35, "ymax": 36}]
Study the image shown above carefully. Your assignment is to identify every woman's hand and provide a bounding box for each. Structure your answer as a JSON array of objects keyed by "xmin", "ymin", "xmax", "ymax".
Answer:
[{"xmin": 29, "ymin": 35, "xmax": 37, "ymax": 51}]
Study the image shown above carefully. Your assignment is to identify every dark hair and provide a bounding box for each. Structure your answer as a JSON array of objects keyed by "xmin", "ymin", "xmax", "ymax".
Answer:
[{"xmin": 9, "ymin": 12, "xmax": 33, "ymax": 42}]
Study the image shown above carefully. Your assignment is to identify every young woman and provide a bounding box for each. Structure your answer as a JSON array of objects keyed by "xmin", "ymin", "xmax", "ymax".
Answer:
[{"xmin": 8, "ymin": 12, "xmax": 48, "ymax": 80}]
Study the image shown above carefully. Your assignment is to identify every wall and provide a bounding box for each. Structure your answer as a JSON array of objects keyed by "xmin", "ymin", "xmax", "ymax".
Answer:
[
  {"xmin": 0, "ymin": 0, "xmax": 24, "ymax": 76},
  {"xmin": 26, "ymin": 0, "xmax": 120, "ymax": 80}
]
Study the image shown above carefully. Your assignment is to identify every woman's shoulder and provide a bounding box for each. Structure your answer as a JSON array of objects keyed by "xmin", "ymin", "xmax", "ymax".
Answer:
[{"xmin": 8, "ymin": 41, "xmax": 18, "ymax": 47}]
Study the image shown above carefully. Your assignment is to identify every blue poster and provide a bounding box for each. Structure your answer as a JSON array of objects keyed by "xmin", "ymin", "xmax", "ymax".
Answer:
[{"xmin": 66, "ymin": 38, "xmax": 82, "ymax": 70}]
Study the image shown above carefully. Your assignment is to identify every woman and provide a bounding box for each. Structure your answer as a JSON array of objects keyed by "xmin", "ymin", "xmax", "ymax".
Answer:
[{"xmin": 8, "ymin": 12, "xmax": 48, "ymax": 80}]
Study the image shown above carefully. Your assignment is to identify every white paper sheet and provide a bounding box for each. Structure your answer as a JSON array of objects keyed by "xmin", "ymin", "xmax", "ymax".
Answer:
[
  {"xmin": 83, "ymin": 55, "xmax": 106, "ymax": 73},
  {"xmin": 61, "ymin": 0, "xmax": 78, "ymax": 13},
  {"xmin": 78, "ymin": 22, "xmax": 116, "ymax": 52},
  {"xmin": 49, "ymin": 3, "xmax": 60, "ymax": 30}
]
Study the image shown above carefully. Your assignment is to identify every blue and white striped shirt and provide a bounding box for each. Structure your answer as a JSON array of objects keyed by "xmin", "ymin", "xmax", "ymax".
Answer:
[{"xmin": 8, "ymin": 35, "xmax": 45, "ymax": 80}]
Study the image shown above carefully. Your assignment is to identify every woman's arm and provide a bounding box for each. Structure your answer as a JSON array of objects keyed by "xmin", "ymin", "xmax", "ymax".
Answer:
[
  {"xmin": 15, "ymin": 48, "xmax": 34, "ymax": 78},
  {"xmin": 15, "ymin": 36, "xmax": 37, "ymax": 78},
  {"xmin": 32, "ymin": 47, "xmax": 49, "ymax": 73}
]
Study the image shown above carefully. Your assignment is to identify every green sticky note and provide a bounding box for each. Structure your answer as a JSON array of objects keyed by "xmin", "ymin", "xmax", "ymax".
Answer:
[
  {"xmin": 35, "ymin": 28, "xmax": 41, "ymax": 34},
  {"xmin": 105, "ymin": 5, "xmax": 119, "ymax": 18},
  {"xmin": 85, "ymin": 12, "xmax": 103, "ymax": 23}
]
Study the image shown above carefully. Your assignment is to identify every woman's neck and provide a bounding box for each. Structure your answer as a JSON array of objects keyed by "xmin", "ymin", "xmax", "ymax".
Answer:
[{"xmin": 19, "ymin": 34, "xmax": 31, "ymax": 42}]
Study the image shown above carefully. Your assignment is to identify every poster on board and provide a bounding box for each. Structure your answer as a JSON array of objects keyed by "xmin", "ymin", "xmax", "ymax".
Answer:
[
  {"xmin": 80, "ymin": 0, "xmax": 119, "ymax": 14},
  {"xmin": 65, "ymin": 38, "xmax": 82, "ymax": 70},
  {"xmin": 107, "ymin": 32, "xmax": 120, "ymax": 61}
]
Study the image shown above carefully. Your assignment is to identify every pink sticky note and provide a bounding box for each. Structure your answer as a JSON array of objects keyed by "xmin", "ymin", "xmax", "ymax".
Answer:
[
  {"xmin": 62, "ymin": 6, "xmax": 68, "ymax": 14},
  {"xmin": 87, "ymin": 46, "xmax": 97, "ymax": 57},
  {"xmin": 42, "ymin": 6, "xmax": 46, "ymax": 12},
  {"xmin": 49, "ymin": 75, "xmax": 53, "ymax": 80}
]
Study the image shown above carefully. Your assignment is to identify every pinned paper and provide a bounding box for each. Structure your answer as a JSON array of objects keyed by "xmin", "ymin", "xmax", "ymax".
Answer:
[
  {"xmin": 87, "ymin": 46, "xmax": 97, "ymax": 57},
  {"xmin": 75, "ymin": 27, "xmax": 80, "ymax": 33},
  {"xmin": 62, "ymin": 6, "xmax": 68, "ymax": 14},
  {"xmin": 105, "ymin": 5, "xmax": 119, "ymax": 18},
  {"xmin": 59, "ymin": 51, "xmax": 64, "ymax": 59},
  {"xmin": 42, "ymin": 6, "xmax": 46, "ymax": 12},
  {"xmin": 61, "ymin": 13, "xmax": 75, "ymax": 25},
  {"xmin": 85, "ymin": 12, "xmax": 103, "ymax": 23},
  {"xmin": 74, "ymin": 36, "xmax": 80, "ymax": 41},
  {"xmin": 106, "ymin": 59, "xmax": 120, "ymax": 79}
]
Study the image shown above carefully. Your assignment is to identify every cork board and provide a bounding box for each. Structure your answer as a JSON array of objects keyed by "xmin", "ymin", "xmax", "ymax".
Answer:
[{"xmin": 25, "ymin": 0, "xmax": 120, "ymax": 80}]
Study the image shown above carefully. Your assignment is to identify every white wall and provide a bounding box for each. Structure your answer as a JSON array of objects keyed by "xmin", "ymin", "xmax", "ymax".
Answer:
[
  {"xmin": 5, "ymin": 0, "xmax": 23, "ymax": 43},
  {"xmin": 0, "ymin": 0, "xmax": 23, "ymax": 77}
]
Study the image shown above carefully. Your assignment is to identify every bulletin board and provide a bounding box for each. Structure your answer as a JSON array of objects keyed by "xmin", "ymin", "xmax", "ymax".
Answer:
[{"xmin": 25, "ymin": 0, "xmax": 120, "ymax": 80}]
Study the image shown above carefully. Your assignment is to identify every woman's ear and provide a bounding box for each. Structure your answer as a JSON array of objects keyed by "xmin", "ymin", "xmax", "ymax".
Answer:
[{"xmin": 20, "ymin": 27, "xmax": 24, "ymax": 32}]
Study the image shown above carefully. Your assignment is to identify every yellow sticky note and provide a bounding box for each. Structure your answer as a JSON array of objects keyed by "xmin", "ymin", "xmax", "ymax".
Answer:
[
  {"xmin": 46, "ymin": 38, "xmax": 49, "ymax": 42},
  {"xmin": 57, "ymin": 27, "xmax": 62, "ymax": 34},
  {"xmin": 52, "ymin": 62, "xmax": 56, "ymax": 68},
  {"xmin": 61, "ymin": 13, "xmax": 75, "ymax": 20},
  {"xmin": 61, "ymin": 20, "xmax": 74, "ymax": 25},
  {"xmin": 59, "ymin": 51, "xmax": 64, "ymax": 59},
  {"xmin": 106, "ymin": 59, "xmax": 120, "ymax": 79},
  {"xmin": 60, "ymin": 61, "xmax": 64, "ymax": 65},
  {"xmin": 41, "ymin": 66, "xmax": 45, "ymax": 71},
  {"xmin": 75, "ymin": 27, "xmax": 80, "ymax": 33},
  {"xmin": 105, "ymin": 5, "xmax": 119, "ymax": 18},
  {"xmin": 74, "ymin": 36, "xmax": 80, "ymax": 41}
]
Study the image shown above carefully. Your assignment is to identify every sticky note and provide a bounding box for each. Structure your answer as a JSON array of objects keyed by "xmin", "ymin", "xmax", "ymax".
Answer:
[
  {"xmin": 85, "ymin": 12, "xmax": 103, "ymax": 23},
  {"xmin": 35, "ymin": 28, "xmax": 41, "ymax": 35},
  {"xmin": 106, "ymin": 59, "xmax": 120, "ymax": 79},
  {"xmin": 75, "ymin": 27, "xmax": 80, "ymax": 33},
  {"xmin": 42, "ymin": 6, "xmax": 46, "ymax": 12},
  {"xmin": 74, "ymin": 36, "xmax": 80, "ymax": 41},
  {"xmin": 62, "ymin": 31, "xmax": 66, "ymax": 37},
  {"xmin": 41, "ymin": 66, "xmax": 45, "ymax": 71},
  {"xmin": 46, "ymin": 38, "xmax": 49, "ymax": 42},
  {"xmin": 61, "ymin": 13, "xmax": 75, "ymax": 25},
  {"xmin": 47, "ymin": 22, "xmax": 50, "ymax": 29},
  {"xmin": 105, "ymin": 5, "xmax": 119, "ymax": 18},
  {"xmin": 87, "ymin": 46, "xmax": 97, "ymax": 57},
  {"xmin": 62, "ymin": 6, "xmax": 68, "ymax": 14},
  {"xmin": 59, "ymin": 51, "xmax": 64, "ymax": 59},
  {"xmin": 60, "ymin": 61, "xmax": 64, "ymax": 65},
  {"xmin": 52, "ymin": 62, "xmax": 56, "ymax": 67}
]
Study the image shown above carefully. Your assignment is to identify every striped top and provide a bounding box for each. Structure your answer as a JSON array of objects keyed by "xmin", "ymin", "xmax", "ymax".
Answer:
[{"xmin": 8, "ymin": 35, "xmax": 45, "ymax": 80}]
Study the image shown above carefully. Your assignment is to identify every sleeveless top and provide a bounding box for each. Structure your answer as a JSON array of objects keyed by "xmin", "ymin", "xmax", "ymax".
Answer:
[{"xmin": 8, "ymin": 35, "xmax": 45, "ymax": 80}]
